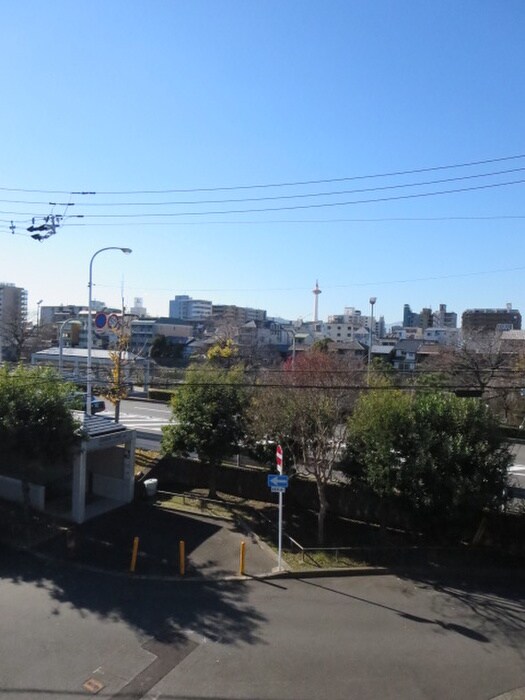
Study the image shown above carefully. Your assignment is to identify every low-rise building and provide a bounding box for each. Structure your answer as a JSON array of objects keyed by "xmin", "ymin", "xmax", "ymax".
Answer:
[{"xmin": 462, "ymin": 306, "xmax": 522, "ymax": 333}]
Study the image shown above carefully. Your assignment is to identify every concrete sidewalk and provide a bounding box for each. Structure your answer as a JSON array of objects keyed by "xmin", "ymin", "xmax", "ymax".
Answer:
[{"xmin": 35, "ymin": 501, "xmax": 278, "ymax": 579}]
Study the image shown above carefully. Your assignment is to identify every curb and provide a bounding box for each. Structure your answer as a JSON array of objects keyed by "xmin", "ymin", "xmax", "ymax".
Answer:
[
  {"xmin": 8, "ymin": 540, "xmax": 525, "ymax": 585},
  {"xmin": 490, "ymin": 689, "xmax": 525, "ymax": 700},
  {"xmin": 13, "ymin": 543, "xmax": 391, "ymax": 583}
]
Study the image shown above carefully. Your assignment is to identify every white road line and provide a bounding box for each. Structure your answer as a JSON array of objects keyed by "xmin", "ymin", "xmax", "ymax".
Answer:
[{"xmin": 100, "ymin": 411, "xmax": 167, "ymax": 432}]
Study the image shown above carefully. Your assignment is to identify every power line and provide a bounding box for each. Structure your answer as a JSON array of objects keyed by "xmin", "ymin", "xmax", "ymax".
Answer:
[
  {"xmin": 1, "ymin": 152, "xmax": 524, "ymax": 195},
  {"xmin": 2, "ymin": 177, "xmax": 524, "ymax": 219},
  {"xmin": 92, "ymin": 264, "xmax": 525, "ymax": 295},
  {"xmin": 2, "ymin": 166, "xmax": 525, "ymax": 207},
  {"xmin": 4, "ymin": 214, "xmax": 525, "ymax": 230}
]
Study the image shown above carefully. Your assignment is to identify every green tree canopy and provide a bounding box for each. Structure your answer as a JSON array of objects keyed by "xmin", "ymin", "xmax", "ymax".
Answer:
[
  {"xmin": 343, "ymin": 388, "xmax": 511, "ymax": 535},
  {"xmin": 161, "ymin": 364, "xmax": 248, "ymax": 497},
  {"xmin": 0, "ymin": 365, "xmax": 79, "ymax": 474}
]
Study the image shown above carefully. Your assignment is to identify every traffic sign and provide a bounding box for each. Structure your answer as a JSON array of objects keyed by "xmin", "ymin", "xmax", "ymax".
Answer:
[
  {"xmin": 267, "ymin": 474, "xmax": 288, "ymax": 489},
  {"xmin": 271, "ymin": 487, "xmax": 286, "ymax": 493},
  {"xmin": 107, "ymin": 313, "xmax": 121, "ymax": 331},
  {"xmin": 276, "ymin": 444, "xmax": 283, "ymax": 473},
  {"xmin": 94, "ymin": 312, "xmax": 108, "ymax": 333}
]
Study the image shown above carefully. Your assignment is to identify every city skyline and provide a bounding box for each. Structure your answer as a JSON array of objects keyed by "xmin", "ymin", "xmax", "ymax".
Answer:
[
  {"xmin": 2, "ymin": 2, "xmax": 525, "ymax": 323},
  {"xmin": 14, "ymin": 279, "xmax": 523, "ymax": 331}
]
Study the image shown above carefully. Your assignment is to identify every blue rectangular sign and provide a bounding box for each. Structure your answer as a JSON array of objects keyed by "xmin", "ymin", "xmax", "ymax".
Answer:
[{"xmin": 267, "ymin": 474, "xmax": 289, "ymax": 489}]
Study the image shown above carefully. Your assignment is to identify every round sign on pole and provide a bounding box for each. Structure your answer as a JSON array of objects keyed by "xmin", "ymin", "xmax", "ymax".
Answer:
[
  {"xmin": 276, "ymin": 444, "xmax": 283, "ymax": 474},
  {"xmin": 107, "ymin": 313, "xmax": 121, "ymax": 332},
  {"xmin": 94, "ymin": 312, "xmax": 108, "ymax": 333}
]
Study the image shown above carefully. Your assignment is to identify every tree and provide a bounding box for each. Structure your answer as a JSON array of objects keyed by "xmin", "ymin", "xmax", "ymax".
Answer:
[
  {"xmin": 0, "ymin": 365, "xmax": 79, "ymax": 470},
  {"xmin": 206, "ymin": 338, "xmax": 238, "ymax": 367},
  {"xmin": 0, "ymin": 309, "xmax": 31, "ymax": 362},
  {"xmin": 248, "ymin": 350, "xmax": 362, "ymax": 543},
  {"xmin": 0, "ymin": 365, "xmax": 80, "ymax": 539},
  {"xmin": 150, "ymin": 334, "xmax": 184, "ymax": 363},
  {"xmin": 344, "ymin": 387, "xmax": 511, "ymax": 536},
  {"xmin": 101, "ymin": 330, "xmax": 132, "ymax": 423},
  {"xmin": 161, "ymin": 364, "xmax": 248, "ymax": 498},
  {"xmin": 430, "ymin": 332, "xmax": 508, "ymax": 398}
]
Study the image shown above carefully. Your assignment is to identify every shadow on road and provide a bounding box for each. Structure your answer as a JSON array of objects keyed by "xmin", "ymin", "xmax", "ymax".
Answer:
[
  {"xmin": 406, "ymin": 570, "xmax": 525, "ymax": 657},
  {"xmin": 297, "ymin": 572, "xmax": 525, "ymax": 653},
  {"xmin": 0, "ymin": 547, "xmax": 268, "ymax": 651}
]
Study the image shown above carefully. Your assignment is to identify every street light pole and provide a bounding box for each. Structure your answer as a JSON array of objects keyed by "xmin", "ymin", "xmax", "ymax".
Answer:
[
  {"xmin": 367, "ymin": 296, "xmax": 377, "ymax": 386},
  {"xmin": 86, "ymin": 247, "xmax": 132, "ymax": 415}
]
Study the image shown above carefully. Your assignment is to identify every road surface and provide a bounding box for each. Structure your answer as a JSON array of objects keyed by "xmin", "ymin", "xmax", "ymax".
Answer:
[
  {"xmin": 1, "ymin": 551, "xmax": 524, "ymax": 700},
  {"xmin": 99, "ymin": 398, "xmax": 170, "ymax": 448}
]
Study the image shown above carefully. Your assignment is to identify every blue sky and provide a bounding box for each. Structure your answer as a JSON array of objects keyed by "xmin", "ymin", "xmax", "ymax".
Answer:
[{"xmin": 2, "ymin": 0, "xmax": 525, "ymax": 324}]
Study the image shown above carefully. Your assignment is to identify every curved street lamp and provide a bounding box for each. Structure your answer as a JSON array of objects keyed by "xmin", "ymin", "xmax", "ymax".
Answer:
[{"xmin": 86, "ymin": 247, "xmax": 132, "ymax": 415}]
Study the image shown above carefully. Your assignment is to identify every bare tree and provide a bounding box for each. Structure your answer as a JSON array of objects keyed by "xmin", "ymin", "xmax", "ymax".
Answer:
[
  {"xmin": 0, "ymin": 310, "xmax": 32, "ymax": 362},
  {"xmin": 249, "ymin": 349, "xmax": 363, "ymax": 543}
]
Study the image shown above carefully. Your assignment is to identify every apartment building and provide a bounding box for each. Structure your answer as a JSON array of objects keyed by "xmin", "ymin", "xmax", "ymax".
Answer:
[
  {"xmin": 169, "ymin": 295, "xmax": 212, "ymax": 321},
  {"xmin": 462, "ymin": 305, "xmax": 522, "ymax": 333}
]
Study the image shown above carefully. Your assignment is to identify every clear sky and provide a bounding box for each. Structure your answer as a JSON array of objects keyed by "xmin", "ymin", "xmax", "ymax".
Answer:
[{"xmin": 2, "ymin": 0, "xmax": 525, "ymax": 325}]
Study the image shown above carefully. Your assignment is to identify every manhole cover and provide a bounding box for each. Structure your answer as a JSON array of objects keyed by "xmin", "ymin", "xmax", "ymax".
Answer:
[{"xmin": 82, "ymin": 677, "xmax": 105, "ymax": 694}]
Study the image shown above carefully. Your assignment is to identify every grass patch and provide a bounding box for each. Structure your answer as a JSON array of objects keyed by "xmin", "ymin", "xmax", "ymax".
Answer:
[
  {"xmin": 281, "ymin": 549, "xmax": 370, "ymax": 571},
  {"xmin": 135, "ymin": 449, "xmax": 160, "ymax": 476},
  {"xmin": 156, "ymin": 491, "xmax": 235, "ymax": 520}
]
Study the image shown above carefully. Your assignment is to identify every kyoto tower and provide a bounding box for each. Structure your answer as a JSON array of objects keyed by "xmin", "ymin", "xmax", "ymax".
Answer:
[{"xmin": 312, "ymin": 280, "xmax": 322, "ymax": 322}]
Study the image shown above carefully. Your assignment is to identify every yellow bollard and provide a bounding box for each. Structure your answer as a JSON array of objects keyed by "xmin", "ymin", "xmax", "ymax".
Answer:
[
  {"xmin": 130, "ymin": 536, "xmax": 139, "ymax": 573},
  {"xmin": 179, "ymin": 540, "xmax": 185, "ymax": 576},
  {"xmin": 239, "ymin": 540, "xmax": 246, "ymax": 576}
]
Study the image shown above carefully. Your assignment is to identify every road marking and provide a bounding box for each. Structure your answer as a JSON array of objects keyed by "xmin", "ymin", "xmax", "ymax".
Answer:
[{"xmin": 100, "ymin": 411, "xmax": 167, "ymax": 433}]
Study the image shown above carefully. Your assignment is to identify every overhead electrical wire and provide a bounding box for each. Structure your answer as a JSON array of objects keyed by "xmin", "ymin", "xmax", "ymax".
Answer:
[
  {"xmin": 90, "ymin": 264, "xmax": 525, "ymax": 294},
  {"xmin": 1, "ymin": 152, "xmax": 525, "ymax": 195},
  {"xmin": 4, "ymin": 215, "xmax": 525, "ymax": 230},
  {"xmin": 2, "ymin": 177, "xmax": 525, "ymax": 220},
  {"xmin": 1, "ymin": 166, "xmax": 524, "ymax": 207},
  {"xmin": 3, "ymin": 152, "xmax": 525, "ymax": 236}
]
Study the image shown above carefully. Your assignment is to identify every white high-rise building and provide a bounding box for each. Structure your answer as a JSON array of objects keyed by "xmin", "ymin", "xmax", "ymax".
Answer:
[
  {"xmin": 169, "ymin": 295, "xmax": 212, "ymax": 321},
  {"xmin": 130, "ymin": 297, "xmax": 147, "ymax": 317}
]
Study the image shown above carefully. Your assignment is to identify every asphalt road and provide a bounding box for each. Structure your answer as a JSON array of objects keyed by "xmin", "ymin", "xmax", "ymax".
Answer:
[
  {"xmin": 102, "ymin": 398, "xmax": 171, "ymax": 432},
  {"xmin": 100, "ymin": 398, "xmax": 170, "ymax": 448},
  {"xmin": 1, "ymin": 550, "xmax": 524, "ymax": 700}
]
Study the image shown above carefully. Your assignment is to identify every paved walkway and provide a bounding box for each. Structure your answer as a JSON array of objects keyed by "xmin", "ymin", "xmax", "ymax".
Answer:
[{"xmin": 35, "ymin": 501, "xmax": 278, "ymax": 578}]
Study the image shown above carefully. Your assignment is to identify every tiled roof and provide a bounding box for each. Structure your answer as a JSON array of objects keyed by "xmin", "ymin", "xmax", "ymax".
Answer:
[{"xmin": 73, "ymin": 411, "xmax": 127, "ymax": 437}]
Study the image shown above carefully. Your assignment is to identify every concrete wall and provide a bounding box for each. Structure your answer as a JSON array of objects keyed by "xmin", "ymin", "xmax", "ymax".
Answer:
[
  {"xmin": 87, "ymin": 447, "xmax": 124, "ymax": 478},
  {"xmin": 0, "ymin": 475, "xmax": 45, "ymax": 511},
  {"xmin": 92, "ymin": 473, "xmax": 131, "ymax": 501},
  {"xmin": 149, "ymin": 456, "xmax": 411, "ymax": 530}
]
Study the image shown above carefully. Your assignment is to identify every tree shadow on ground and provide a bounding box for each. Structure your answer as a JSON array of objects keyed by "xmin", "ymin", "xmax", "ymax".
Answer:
[
  {"xmin": 34, "ymin": 502, "xmax": 241, "ymax": 577},
  {"xmin": 0, "ymin": 547, "xmax": 267, "ymax": 650},
  {"xmin": 393, "ymin": 568, "xmax": 525, "ymax": 656}
]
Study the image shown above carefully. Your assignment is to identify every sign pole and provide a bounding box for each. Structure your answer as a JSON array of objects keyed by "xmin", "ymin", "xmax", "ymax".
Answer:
[
  {"xmin": 276, "ymin": 444, "xmax": 284, "ymax": 572},
  {"xmin": 278, "ymin": 490, "xmax": 283, "ymax": 571}
]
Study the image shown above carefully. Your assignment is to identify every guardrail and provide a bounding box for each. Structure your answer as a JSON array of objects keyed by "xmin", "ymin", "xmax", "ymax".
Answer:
[{"xmin": 157, "ymin": 489, "xmax": 232, "ymax": 513}]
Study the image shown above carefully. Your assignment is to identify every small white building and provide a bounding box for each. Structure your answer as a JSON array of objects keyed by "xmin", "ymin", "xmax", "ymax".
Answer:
[
  {"xmin": 0, "ymin": 413, "xmax": 136, "ymax": 524},
  {"xmin": 31, "ymin": 346, "xmax": 144, "ymax": 384}
]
